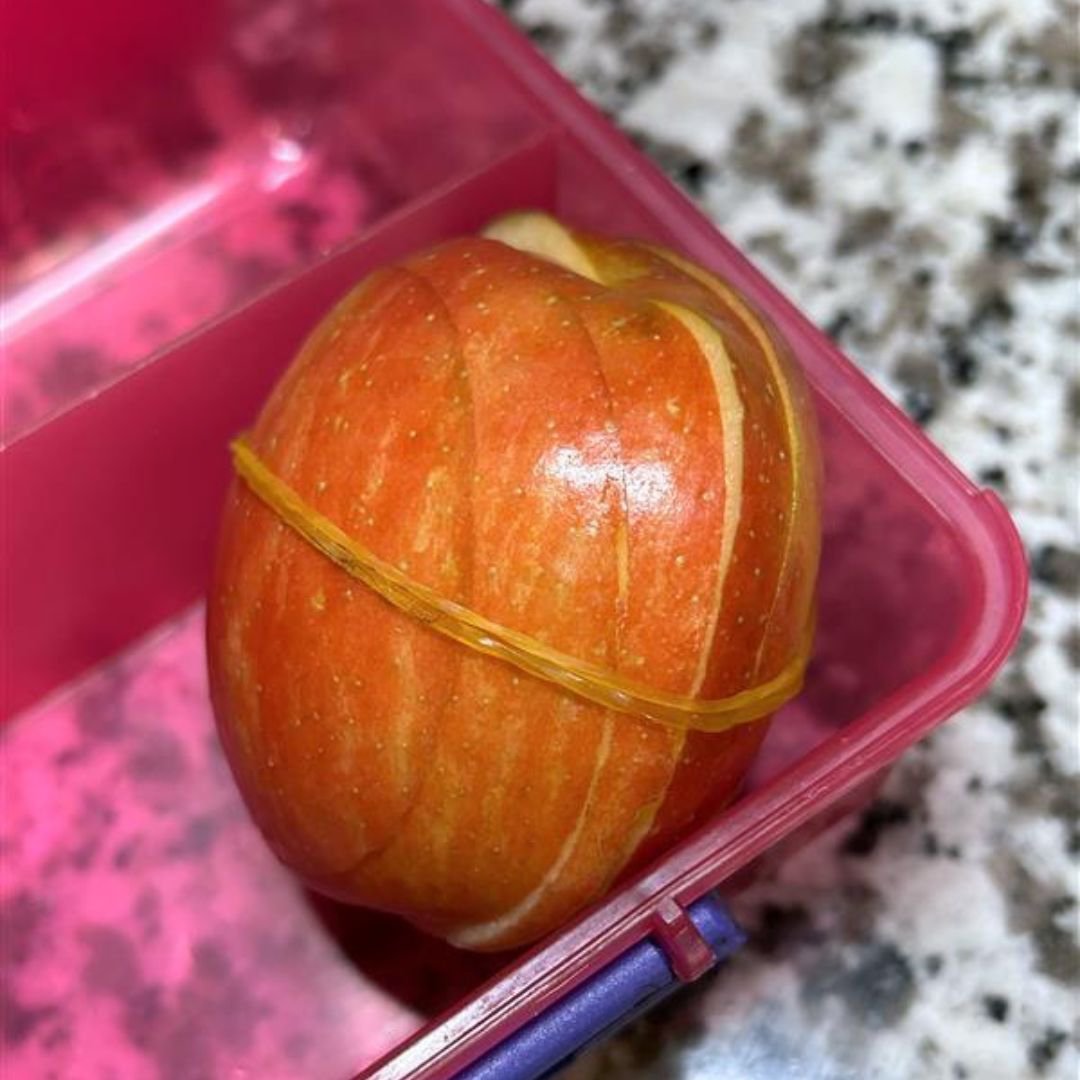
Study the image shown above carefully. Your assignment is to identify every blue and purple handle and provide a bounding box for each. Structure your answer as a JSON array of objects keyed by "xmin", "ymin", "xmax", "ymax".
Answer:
[{"xmin": 457, "ymin": 895, "xmax": 744, "ymax": 1080}]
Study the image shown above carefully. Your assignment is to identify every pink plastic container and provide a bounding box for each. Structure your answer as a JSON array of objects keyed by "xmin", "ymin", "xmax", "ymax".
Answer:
[{"xmin": 1, "ymin": 2, "xmax": 1026, "ymax": 1078}]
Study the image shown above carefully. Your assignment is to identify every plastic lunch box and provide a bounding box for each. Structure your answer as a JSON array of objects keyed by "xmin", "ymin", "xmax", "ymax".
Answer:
[{"xmin": 1, "ymin": 1, "xmax": 1028, "ymax": 1077}]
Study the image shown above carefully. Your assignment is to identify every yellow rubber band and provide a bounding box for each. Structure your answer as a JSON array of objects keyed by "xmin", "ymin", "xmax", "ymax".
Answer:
[{"xmin": 231, "ymin": 436, "xmax": 809, "ymax": 733}]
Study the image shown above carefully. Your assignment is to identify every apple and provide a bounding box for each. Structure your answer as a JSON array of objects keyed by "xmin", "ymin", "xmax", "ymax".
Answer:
[{"xmin": 207, "ymin": 212, "xmax": 821, "ymax": 950}]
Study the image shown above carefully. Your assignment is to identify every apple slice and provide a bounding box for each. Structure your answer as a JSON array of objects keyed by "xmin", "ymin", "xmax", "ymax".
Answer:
[
  {"xmin": 483, "ymin": 212, "xmax": 820, "ymax": 854},
  {"xmin": 209, "ymin": 215, "xmax": 821, "ymax": 950}
]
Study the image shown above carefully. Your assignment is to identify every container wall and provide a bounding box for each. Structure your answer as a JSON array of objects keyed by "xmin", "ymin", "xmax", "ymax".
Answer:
[
  {"xmin": 2, "ymin": 0, "xmax": 549, "ymax": 440},
  {"xmin": 0, "ymin": 138, "xmax": 560, "ymax": 723}
]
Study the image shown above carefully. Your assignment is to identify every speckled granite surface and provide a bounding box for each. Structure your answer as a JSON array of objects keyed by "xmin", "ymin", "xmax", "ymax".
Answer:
[{"xmin": 492, "ymin": 1, "xmax": 1079, "ymax": 1077}]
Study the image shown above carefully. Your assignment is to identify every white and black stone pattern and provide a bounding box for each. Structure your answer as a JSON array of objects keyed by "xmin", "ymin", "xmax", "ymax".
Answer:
[{"xmin": 490, "ymin": 1, "xmax": 1079, "ymax": 1078}]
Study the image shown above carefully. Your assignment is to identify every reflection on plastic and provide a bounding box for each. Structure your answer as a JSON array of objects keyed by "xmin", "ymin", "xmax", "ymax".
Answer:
[
  {"xmin": 2, "ymin": 132, "xmax": 310, "ymax": 342},
  {"xmin": 0, "ymin": 0, "xmax": 544, "ymax": 440}
]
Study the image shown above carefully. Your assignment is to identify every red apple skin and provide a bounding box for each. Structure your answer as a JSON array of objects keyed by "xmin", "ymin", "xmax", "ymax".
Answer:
[{"xmin": 207, "ymin": 220, "xmax": 821, "ymax": 950}]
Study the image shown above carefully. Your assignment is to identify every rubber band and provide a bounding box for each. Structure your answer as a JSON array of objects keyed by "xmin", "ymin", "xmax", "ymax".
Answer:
[{"xmin": 231, "ymin": 436, "xmax": 810, "ymax": 733}]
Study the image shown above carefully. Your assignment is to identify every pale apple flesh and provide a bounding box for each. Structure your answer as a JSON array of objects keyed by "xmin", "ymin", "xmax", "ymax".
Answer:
[{"xmin": 208, "ymin": 213, "xmax": 821, "ymax": 950}]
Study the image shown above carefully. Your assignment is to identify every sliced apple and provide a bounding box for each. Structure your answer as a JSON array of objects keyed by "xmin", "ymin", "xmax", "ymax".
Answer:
[{"xmin": 208, "ymin": 214, "xmax": 821, "ymax": 950}]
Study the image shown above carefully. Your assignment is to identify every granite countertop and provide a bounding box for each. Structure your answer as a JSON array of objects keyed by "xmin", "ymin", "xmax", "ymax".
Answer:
[{"xmin": 493, "ymin": 1, "xmax": 1079, "ymax": 1078}]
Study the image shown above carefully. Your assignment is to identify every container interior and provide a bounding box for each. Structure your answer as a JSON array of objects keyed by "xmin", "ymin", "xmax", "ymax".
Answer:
[
  {"xmin": 1, "ymin": 145, "xmax": 984, "ymax": 1080},
  {"xmin": 1, "ymin": 3, "xmax": 1014, "ymax": 1079},
  {"xmin": 2, "ymin": 0, "xmax": 545, "ymax": 441}
]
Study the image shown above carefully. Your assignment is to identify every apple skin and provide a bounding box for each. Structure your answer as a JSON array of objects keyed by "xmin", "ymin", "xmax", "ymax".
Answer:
[{"xmin": 207, "ymin": 213, "xmax": 821, "ymax": 950}]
